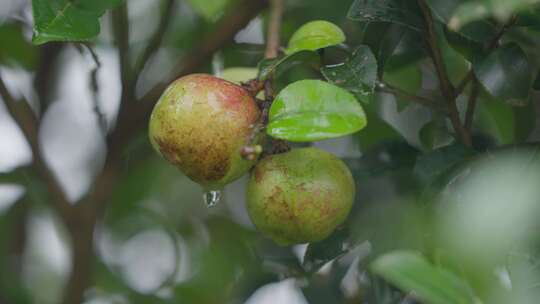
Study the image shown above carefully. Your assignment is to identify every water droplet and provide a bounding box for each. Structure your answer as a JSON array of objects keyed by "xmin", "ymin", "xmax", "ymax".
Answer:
[{"xmin": 203, "ymin": 190, "xmax": 221, "ymax": 208}]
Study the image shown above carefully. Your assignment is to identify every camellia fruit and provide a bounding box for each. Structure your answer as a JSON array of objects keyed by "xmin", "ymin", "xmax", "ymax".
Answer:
[
  {"xmin": 149, "ymin": 74, "xmax": 260, "ymax": 190},
  {"xmin": 247, "ymin": 148, "xmax": 355, "ymax": 245}
]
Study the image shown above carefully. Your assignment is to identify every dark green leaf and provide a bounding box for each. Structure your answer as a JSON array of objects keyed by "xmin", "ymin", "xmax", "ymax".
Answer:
[
  {"xmin": 514, "ymin": 99, "xmax": 537, "ymax": 142},
  {"xmin": 321, "ymin": 45, "xmax": 377, "ymax": 97},
  {"xmin": 32, "ymin": 0, "xmax": 123, "ymax": 45},
  {"xmin": 267, "ymin": 80, "xmax": 367, "ymax": 142},
  {"xmin": 413, "ymin": 144, "xmax": 475, "ymax": 183},
  {"xmin": 474, "ymin": 43, "xmax": 533, "ymax": 103},
  {"xmin": 303, "ymin": 228, "xmax": 351, "ymax": 273},
  {"xmin": 371, "ymin": 250, "xmax": 476, "ymax": 304},
  {"xmin": 286, "ymin": 20, "xmax": 345, "ymax": 55},
  {"xmin": 419, "ymin": 120, "xmax": 454, "ymax": 151},
  {"xmin": 449, "ymin": 0, "xmax": 538, "ymax": 31},
  {"xmin": 357, "ymin": 106, "xmax": 402, "ymax": 150},
  {"xmin": 383, "ymin": 59, "xmax": 422, "ymax": 95},
  {"xmin": 347, "ymin": 0, "xmax": 425, "ymax": 32},
  {"xmin": 477, "ymin": 96, "xmax": 516, "ymax": 144}
]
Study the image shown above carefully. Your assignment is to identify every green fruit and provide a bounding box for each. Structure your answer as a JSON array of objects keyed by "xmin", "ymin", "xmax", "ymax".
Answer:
[
  {"xmin": 247, "ymin": 148, "xmax": 355, "ymax": 245},
  {"xmin": 149, "ymin": 74, "xmax": 260, "ymax": 189}
]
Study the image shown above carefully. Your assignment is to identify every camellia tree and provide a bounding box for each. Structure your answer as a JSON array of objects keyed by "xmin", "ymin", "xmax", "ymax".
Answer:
[{"xmin": 2, "ymin": 0, "xmax": 540, "ymax": 303}]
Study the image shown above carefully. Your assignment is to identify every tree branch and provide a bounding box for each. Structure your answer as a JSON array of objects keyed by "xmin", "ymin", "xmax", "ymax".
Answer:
[
  {"xmin": 418, "ymin": 0, "xmax": 471, "ymax": 147},
  {"xmin": 265, "ymin": 0, "xmax": 283, "ymax": 59},
  {"xmin": 79, "ymin": 43, "xmax": 107, "ymax": 133},
  {"xmin": 0, "ymin": 76, "xmax": 73, "ymax": 221},
  {"xmin": 133, "ymin": 0, "xmax": 176, "ymax": 79},
  {"xmin": 464, "ymin": 77, "xmax": 480, "ymax": 132}
]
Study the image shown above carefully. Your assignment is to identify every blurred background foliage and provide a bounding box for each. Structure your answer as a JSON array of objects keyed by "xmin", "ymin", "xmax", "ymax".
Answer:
[{"xmin": 2, "ymin": 0, "xmax": 540, "ymax": 304}]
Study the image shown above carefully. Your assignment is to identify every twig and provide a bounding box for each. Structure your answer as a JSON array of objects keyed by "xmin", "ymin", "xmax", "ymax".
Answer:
[
  {"xmin": 80, "ymin": 44, "xmax": 107, "ymax": 133},
  {"xmin": 111, "ymin": 2, "xmax": 133, "ymax": 135},
  {"xmin": 0, "ymin": 76, "xmax": 73, "ymax": 221},
  {"xmin": 418, "ymin": 0, "xmax": 471, "ymax": 147},
  {"xmin": 464, "ymin": 77, "xmax": 480, "ymax": 132},
  {"xmin": 133, "ymin": 0, "xmax": 176, "ymax": 79},
  {"xmin": 265, "ymin": 0, "xmax": 283, "ymax": 59},
  {"xmin": 264, "ymin": 0, "xmax": 290, "ymax": 155},
  {"xmin": 377, "ymin": 83, "xmax": 446, "ymax": 112}
]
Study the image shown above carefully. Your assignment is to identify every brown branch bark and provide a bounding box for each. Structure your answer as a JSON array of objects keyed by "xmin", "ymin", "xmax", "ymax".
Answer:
[
  {"xmin": 464, "ymin": 78, "xmax": 480, "ymax": 132},
  {"xmin": 0, "ymin": 76, "xmax": 73, "ymax": 221},
  {"xmin": 418, "ymin": 0, "xmax": 471, "ymax": 147}
]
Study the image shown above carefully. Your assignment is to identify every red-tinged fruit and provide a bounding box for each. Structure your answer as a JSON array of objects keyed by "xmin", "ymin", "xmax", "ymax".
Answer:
[
  {"xmin": 149, "ymin": 74, "xmax": 260, "ymax": 189},
  {"xmin": 246, "ymin": 148, "xmax": 355, "ymax": 245}
]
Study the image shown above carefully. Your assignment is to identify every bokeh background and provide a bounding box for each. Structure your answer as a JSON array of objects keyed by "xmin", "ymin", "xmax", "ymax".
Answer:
[{"xmin": 3, "ymin": 0, "xmax": 540, "ymax": 303}]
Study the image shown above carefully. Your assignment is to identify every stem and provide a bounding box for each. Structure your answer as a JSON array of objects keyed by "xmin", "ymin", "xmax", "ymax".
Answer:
[
  {"xmin": 265, "ymin": 0, "xmax": 283, "ymax": 59},
  {"xmin": 61, "ymin": 218, "xmax": 95, "ymax": 304},
  {"xmin": 417, "ymin": 0, "xmax": 471, "ymax": 147},
  {"xmin": 464, "ymin": 77, "xmax": 480, "ymax": 132},
  {"xmin": 377, "ymin": 83, "xmax": 446, "ymax": 112}
]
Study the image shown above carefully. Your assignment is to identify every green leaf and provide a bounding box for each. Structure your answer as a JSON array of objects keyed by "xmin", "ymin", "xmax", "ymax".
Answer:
[
  {"xmin": 371, "ymin": 250, "xmax": 476, "ymax": 304},
  {"xmin": 0, "ymin": 24, "xmax": 37, "ymax": 69},
  {"xmin": 383, "ymin": 59, "xmax": 422, "ymax": 95},
  {"xmin": 419, "ymin": 120, "xmax": 454, "ymax": 151},
  {"xmin": 347, "ymin": 0, "xmax": 425, "ymax": 32},
  {"xmin": 413, "ymin": 144, "xmax": 475, "ymax": 184},
  {"xmin": 257, "ymin": 50, "xmax": 320, "ymax": 81},
  {"xmin": 449, "ymin": 0, "xmax": 540, "ymax": 31},
  {"xmin": 477, "ymin": 97, "xmax": 516, "ymax": 144},
  {"xmin": 267, "ymin": 80, "xmax": 367, "ymax": 142},
  {"xmin": 185, "ymin": 0, "xmax": 237, "ymax": 21},
  {"xmin": 286, "ymin": 20, "xmax": 345, "ymax": 55},
  {"xmin": 321, "ymin": 45, "xmax": 378, "ymax": 97},
  {"xmin": 31, "ymin": 0, "xmax": 122, "ymax": 45},
  {"xmin": 221, "ymin": 67, "xmax": 258, "ymax": 84},
  {"xmin": 474, "ymin": 43, "xmax": 533, "ymax": 104}
]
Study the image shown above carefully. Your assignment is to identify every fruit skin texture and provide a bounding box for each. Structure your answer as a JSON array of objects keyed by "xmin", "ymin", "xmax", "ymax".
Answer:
[
  {"xmin": 247, "ymin": 148, "xmax": 355, "ymax": 245},
  {"xmin": 149, "ymin": 74, "xmax": 260, "ymax": 189}
]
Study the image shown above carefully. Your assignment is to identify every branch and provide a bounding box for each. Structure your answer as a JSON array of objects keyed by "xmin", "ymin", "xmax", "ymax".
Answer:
[
  {"xmin": 133, "ymin": 0, "xmax": 176, "ymax": 79},
  {"xmin": 265, "ymin": 0, "xmax": 283, "ymax": 59},
  {"xmin": 464, "ymin": 77, "xmax": 480, "ymax": 132},
  {"xmin": 377, "ymin": 83, "xmax": 446, "ymax": 112},
  {"xmin": 0, "ymin": 76, "xmax": 73, "ymax": 221},
  {"xmin": 108, "ymin": 0, "xmax": 269, "ymax": 152},
  {"xmin": 79, "ymin": 43, "xmax": 107, "ymax": 133},
  {"xmin": 418, "ymin": 0, "xmax": 471, "ymax": 147}
]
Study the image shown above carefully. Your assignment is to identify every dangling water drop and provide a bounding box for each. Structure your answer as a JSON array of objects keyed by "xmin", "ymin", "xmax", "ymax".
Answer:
[{"xmin": 203, "ymin": 190, "xmax": 221, "ymax": 208}]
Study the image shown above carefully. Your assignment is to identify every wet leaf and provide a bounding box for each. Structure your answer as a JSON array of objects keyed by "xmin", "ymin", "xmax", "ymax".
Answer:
[
  {"xmin": 321, "ymin": 45, "xmax": 378, "ymax": 97},
  {"xmin": 267, "ymin": 80, "xmax": 367, "ymax": 142},
  {"xmin": 347, "ymin": 0, "xmax": 425, "ymax": 32},
  {"xmin": 371, "ymin": 250, "xmax": 476, "ymax": 304},
  {"xmin": 32, "ymin": 0, "xmax": 123, "ymax": 44}
]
